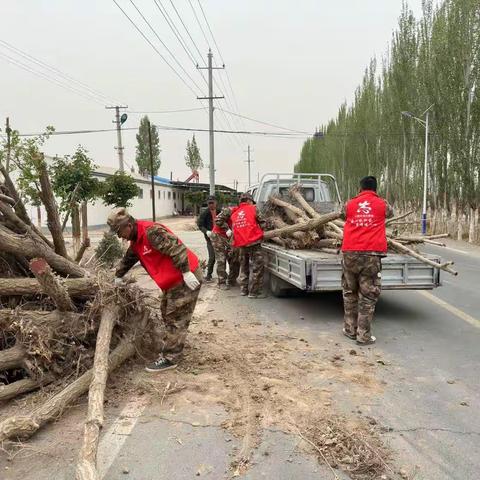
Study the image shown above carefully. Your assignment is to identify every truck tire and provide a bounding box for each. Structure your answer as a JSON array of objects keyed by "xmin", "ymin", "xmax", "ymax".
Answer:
[{"xmin": 269, "ymin": 274, "xmax": 296, "ymax": 298}]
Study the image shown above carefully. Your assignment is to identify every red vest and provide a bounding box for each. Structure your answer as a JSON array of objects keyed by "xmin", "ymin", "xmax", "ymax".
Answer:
[
  {"xmin": 231, "ymin": 204, "xmax": 264, "ymax": 247},
  {"xmin": 212, "ymin": 207, "xmax": 236, "ymax": 237},
  {"xmin": 130, "ymin": 220, "xmax": 199, "ymax": 291},
  {"xmin": 341, "ymin": 191, "xmax": 388, "ymax": 253}
]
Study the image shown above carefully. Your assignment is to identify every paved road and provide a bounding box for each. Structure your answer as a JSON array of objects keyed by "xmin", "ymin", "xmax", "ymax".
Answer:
[{"xmin": 3, "ymin": 233, "xmax": 478, "ymax": 480}]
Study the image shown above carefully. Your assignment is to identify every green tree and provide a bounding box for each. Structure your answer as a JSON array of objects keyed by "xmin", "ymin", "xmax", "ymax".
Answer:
[
  {"xmin": 51, "ymin": 146, "xmax": 100, "ymax": 211},
  {"xmin": 184, "ymin": 134, "xmax": 203, "ymax": 171},
  {"xmin": 135, "ymin": 116, "xmax": 161, "ymax": 176},
  {"xmin": 101, "ymin": 171, "xmax": 140, "ymax": 208}
]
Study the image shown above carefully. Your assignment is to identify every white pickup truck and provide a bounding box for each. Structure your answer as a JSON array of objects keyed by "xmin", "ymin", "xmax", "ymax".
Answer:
[{"xmin": 247, "ymin": 173, "xmax": 441, "ymax": 297}]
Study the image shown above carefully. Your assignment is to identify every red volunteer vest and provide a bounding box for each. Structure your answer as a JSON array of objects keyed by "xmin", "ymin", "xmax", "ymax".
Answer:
[
  {"xmin": 212, "ymin": 207, "xmax": 236, "ymax": 237},
  {"xmin": 130, "ymin": 220, "xmax": 199, "ymax": 291},
  {"xmin": 341, "ymin": 191, "xmax": 388, "ymax": 253},
  {"xmin": 231, "ymin": 204, "xmax": 264, "ymax": 247}
]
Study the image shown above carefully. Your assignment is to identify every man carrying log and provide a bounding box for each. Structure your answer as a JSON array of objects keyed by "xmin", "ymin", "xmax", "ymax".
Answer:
[
  {"xmin": 108, "ymin": 208, "xmax": 202, "ymax": 372},
  {"xmin": 197, "ymin": 195, "xmax": 220, "ymax": 282},
  {"xmin": 341, "ymin": 176, "xmax": 394, "ymax": 345},
  {"xmin": 211, "ymin": 205, "xmax": 240, "ymax": 290},
  {"xmin": 216, "ymin": 192, "xmax": 267, "ymax": 298}
]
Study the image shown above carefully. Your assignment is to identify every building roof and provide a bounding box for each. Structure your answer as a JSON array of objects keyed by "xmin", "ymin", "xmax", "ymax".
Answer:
[{"xmin": 93, "ymin": 166, "xmax": 172, "ymax": 186}]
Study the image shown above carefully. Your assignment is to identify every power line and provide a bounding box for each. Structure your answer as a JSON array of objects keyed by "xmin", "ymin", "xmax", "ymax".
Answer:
[
  {"xmin": 216, "ymin": 107, "xmax": 310, "ymax": 134},
  {"xmin": 128, "ymin": 107, "xmax": 204, "ymax": 114},
  {"xmin": 0, "ymin": 39, "xmax": 120, "ymax": 105},
  {"xmin": 0, "ymin": 51, "xmax": 106, "ymax": 106},
  {"xmin": 187, "ymin": 0, "xmax": 211, "ymax": 50},
  {"xmin": 111, "ymin": 0, "xmax": 201, "ymax": 98},
  {"xmin": 127, "ymin": 0, "xmax": 205, "ymax": 95}
]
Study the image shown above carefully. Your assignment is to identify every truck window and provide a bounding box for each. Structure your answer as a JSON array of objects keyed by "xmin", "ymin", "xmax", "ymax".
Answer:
[{"xmin": 279, "ymin": 187, "xmax": 315, "ymax": 202}]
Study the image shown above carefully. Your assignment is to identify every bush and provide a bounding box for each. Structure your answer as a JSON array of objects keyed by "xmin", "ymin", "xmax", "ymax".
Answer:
[{"xmin": 95, "ymin": 232, "xmax": 124, "ymax": 268}]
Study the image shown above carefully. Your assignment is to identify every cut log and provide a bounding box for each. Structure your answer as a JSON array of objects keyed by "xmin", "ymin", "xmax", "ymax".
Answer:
[
  {"xmin": 0, "ymin": 312, "xmax": 149, "ymax": 442},
  {"xmin": 30, "ymin": 258, "xmax": 75, "ymax": 311},
  {"xmin": 0, "ymin": 377, "xmax": 52, "ymax": 402},
  {"xmin": 264, "ymin": 212, "xmax": 341, "ymax": 240},
  {"xmin": 388, "ymin": 238, "xmax": 458, "ymax": 276},
  {"xmin": 0, "ymin": 344, "xmax": 25, "ymax": 371},
  {"xmin": 37, "ymin": 157, "xmax": 69, "ymax": 259},
  {"xmin": 0, "ymin": 277, "xmax": 97, "ymax": 297},
  {"xmin": 288, "ymin": 186, "xmax": 318, "ymax": 219},
  {"xmin": 76, "ymin": 304, "xmax": 119, "ymax": 480},
  {"xmin": 385, "ymin": 210, "xmax": 414, "ymax": 226},
  {"xmin": 0, "ymin": 194, "xmax": 15, "ymax": 206},
  {"xmin": 269, "ymin": 196, "xmax": 309, "ymax": 222},
  {"xmin": 0, "ymin": 223, "xmax": 85, "ymax": 278}
]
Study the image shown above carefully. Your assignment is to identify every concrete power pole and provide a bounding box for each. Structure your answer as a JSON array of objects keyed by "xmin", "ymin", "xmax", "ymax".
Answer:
[
  {"xmin": 106, "ymin": 105, "xmax": 128, "ymax": 171},
  {"xmin": 245, "ymin": 145, "xmax": 254, "ymax": 188},
  {"xmin": 198, "ymin": 49, "xmax": 224, "ymax": 195}
]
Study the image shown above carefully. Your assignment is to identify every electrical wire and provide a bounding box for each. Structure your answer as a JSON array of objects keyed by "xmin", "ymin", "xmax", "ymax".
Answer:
[
  {"xmin": 128, "ymin": 107, "xmax": 205, "ymax": 114},
  {"xmin": 112, "ymin": 0, "xmax": 201, "ymax": 98},
  {"xmin": 0, "ymin": 39, "xmax": 120, "ymax": 106},
  {"xmin": 187, "ymin": 0, "xmax": 211, "ymax": 50}
]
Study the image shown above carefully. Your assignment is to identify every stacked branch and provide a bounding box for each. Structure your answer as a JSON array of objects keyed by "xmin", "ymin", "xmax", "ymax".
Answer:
[
  {"xmin": 262, "ymin": 184, "xmax": 457, "ymax": 276},
  {"xmin": 0, "ymin": 164, "xmax": 160, "ymax": 479}
]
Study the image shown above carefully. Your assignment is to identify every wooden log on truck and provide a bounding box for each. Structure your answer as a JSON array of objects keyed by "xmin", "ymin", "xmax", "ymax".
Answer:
[
  {"xmin": 0, "ymin": 311, "xmax": 149, "ymax": 442},
  {"xmin": 30, "ymin": 258, "xmax": 75, "ymax": 311},
  {"xmin": 264, "ymin": 212, "xmax": 341, "ymax": 240},
  {"xmin": 0, "ymin": 277, "xmax": 97, "ymax": 297},
  {"xmin": 0, "ymin": 223, "xmax": 85, "ymax": 278},
  {"xmin": 288, "ymin": 185, "xmax": 318, "ymax": 219},
  {"xmin": 269, "ymin": 196, "xmax": 309, "ymax": 222},
  {"xmin": 75, "ymin": 304, "xmax": 119, "ymax": 480},
  {"xmin": 388, "ymin": 238, "xmax": 458, "ymax": 276}
]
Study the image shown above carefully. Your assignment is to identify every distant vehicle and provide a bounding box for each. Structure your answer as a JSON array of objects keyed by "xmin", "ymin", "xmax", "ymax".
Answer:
[{"xmin": 249, "ymin": 173, "xmax": 441, "ymax": 297}]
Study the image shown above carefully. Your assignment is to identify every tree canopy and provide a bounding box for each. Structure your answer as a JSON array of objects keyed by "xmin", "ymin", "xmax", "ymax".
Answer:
[
  {"xmin": 101, "ymin": 171, "xmax": 140, "ymax": 208},
  {"xmin": 184, "ymin": 134, "xmax": 203, "ymax": 172},
  {"xmin": 135, "ymin": 116, "xmax": 161, "ymax": 176}
]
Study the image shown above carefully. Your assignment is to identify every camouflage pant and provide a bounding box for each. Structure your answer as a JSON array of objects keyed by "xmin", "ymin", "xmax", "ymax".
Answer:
[
  {"xmin": 211, "ymin": 233, "xmax": 240, "ymax": 285},
  {"xmin": 151, "ymin": 268, "xmax": 202, "ymax": 362},
  {"xmin": 239, "ymin": 243, "xmax": 265, "ymax": 295},
  {"xmin": 342, "ymin": 253, "xmax": 382, "ymax": 343}
]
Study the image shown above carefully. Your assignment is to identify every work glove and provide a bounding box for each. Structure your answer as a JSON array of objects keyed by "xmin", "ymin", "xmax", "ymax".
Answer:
[
  {"xmin": 114, "ymin": 277, "xmax": 125, "ymax": 286},
  {"xmin": 183, "ymin": 271, "xmax": 201, "ymax": 291},
  {"xmin": 226, "ymin": 229, "xmax": 232, "ymax": 238},
  {"xmin": 206, "ymin": 230, "xmax": 213, "ymax": 238}
]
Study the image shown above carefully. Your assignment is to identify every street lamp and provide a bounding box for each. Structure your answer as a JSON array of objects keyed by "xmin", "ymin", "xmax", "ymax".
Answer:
[{"xmin": 401, "ymin": 104, "xmax": 433, "ymax": 235}]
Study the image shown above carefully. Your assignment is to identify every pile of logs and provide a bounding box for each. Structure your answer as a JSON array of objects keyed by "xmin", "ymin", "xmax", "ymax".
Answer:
[
  {"xmin": 0, "ymin": 163, "xmax": 159, "ymax": 479},
  {"xmin": 263, "ymin": 185, "xmax": 458, "ymax": 276}
]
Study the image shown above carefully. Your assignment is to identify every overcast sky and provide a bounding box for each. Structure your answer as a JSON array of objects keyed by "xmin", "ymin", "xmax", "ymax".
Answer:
[{"xmin": 0, "ymin": 0, "xmax": 423, "ymax": 190}]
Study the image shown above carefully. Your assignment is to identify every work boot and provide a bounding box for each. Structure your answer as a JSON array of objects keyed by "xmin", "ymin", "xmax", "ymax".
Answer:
[
  {"xmin": 145, "ymin": 357, "xmax": 177, "ymax": 373},
  {"xmin": 342, "ymin": 328, "xmax": 356, "ymax": 340},
  {"xmin": 227, "ymin": 280, "xmax": 239, "ymax": 288},
  {"xmin": 240, "ymin": 289, "xmax": 248, "ymax": 296},
  {"xmin": 218, "ymin": 283, "xmax": 230, "ymax": 291},
  {"xmin": 248, "ymin": 292, "xmax": 267, "ymax": 299},
  {"xmin": 356, "ymin": 336, "xmax": 376, "ymax": 346},
  {"xmin": 204, "ymin": 274, "xmax": 213, "ymax": 283}
]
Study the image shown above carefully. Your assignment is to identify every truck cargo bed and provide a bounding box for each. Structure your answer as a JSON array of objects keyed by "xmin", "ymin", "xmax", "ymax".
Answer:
[{"xmin": 263, "ymin": 243, "xmax": 441, "ymax": 292}]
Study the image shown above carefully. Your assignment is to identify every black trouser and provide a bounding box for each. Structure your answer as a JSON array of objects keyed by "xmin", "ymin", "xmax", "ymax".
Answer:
[{"xmin": 206, "ymin": 238, "xmax": 215, "ymax": 277}]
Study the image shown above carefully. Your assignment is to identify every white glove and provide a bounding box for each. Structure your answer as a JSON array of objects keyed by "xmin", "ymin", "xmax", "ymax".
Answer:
[
  {"xmin": 114, "ymin": 277, "xmax": 125, "ymax": 286},
  {"xmin": 183, "ymin": 271, "xmax": 200, "ymax": 291},
  {"xmin": 226, "ymin": 229, "xmax": 232, "ymax": 238},
  {"xmin": 206, "ymin": 230, "xmax": 213, "ymax": 238}
]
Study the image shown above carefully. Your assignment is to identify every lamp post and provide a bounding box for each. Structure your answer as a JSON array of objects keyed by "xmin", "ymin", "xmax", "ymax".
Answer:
[{"xmin": 401, "ymin": 105, "xmax": 433, "ymax": 235}]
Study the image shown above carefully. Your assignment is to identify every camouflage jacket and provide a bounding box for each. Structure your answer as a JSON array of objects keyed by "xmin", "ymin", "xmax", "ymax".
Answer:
[{"xmin": 115, "ymin": 223, "xmax": 190, "ymax": 278}]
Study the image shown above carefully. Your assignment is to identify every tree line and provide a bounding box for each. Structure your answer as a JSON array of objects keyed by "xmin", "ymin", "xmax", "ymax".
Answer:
[{"xmin": 295, "ymin": 0, "xmax": 480, "ymax": 242}]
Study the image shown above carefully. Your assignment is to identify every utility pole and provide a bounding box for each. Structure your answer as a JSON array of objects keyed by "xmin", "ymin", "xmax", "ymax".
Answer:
[
  {"xmin": 245, "ymin": 145, "xmax": 254, "ymax": 188},
  {"xmin": 106, "ymin": 105, "xmax": 128, "ymax": 171},
  {"xmin": 147, "ymin": 119, "xmax": 156, "ymax": 222},
  {"xmin": 422, "ymin": 111, "xmax": 429, "ymax": 235},
  {"xmin": 197, "ymin": 49, "xmax": 224, "ymax": 195},
  {"xmin": 5, "ymin": 117, "xmax": 11, "ymax": 172}
]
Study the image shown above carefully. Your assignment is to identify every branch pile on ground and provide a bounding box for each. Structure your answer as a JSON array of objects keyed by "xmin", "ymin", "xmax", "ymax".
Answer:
[
  {"xmin": 263, "ymin": 184, "xmax": 458, "ymax": 275},
  {"xmin": 0, "ymin": 165, "xmax": 161, "ymax": 479}
]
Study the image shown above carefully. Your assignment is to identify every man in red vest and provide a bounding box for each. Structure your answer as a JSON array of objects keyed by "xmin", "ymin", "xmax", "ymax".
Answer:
[
  {"xmin": 211, "ymin": 206, "xmax": 240, "ymax": 290},
  {"xmin": 341, "ymin": 176, "xmax": 394, "ymax": 345},
  {"xmin": 107, "ymin": 208, "xmax": 202, "ymax": 372},
  {"xmin": 216, "ymin": 192, "xmax": 266, "ymax": 298}
]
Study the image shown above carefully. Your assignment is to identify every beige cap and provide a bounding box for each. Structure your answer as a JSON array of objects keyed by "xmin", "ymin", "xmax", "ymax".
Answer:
[{"xmin": 107, "ymin": 207, "xmax": 133, "ymax": 232}]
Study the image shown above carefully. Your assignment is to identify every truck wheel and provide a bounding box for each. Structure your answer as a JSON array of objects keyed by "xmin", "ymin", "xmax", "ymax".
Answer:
[{"xmin": 269, "ymin": 274, "xmax": 294, "ymax": 298}]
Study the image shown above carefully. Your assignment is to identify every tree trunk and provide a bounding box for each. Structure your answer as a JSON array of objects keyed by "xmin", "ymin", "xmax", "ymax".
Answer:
[
  {"xmin": 468, "ymin": 207, "xmax": 476, "ymax": 243},
  {"xmin": 0, "ymin": 277, "xmax": 96, "ymax": 297},
  {"xmin": 0, "ymin": 377, "xmax": 52, "ymax": 403},
  {"xmin": 37, "ymin": 156, "xmax": 69, "ymax": 259},
  {"xmin": 81, "ymin": 201, "xmax": 89, "ymax": 243},
  {"xmin": 29, "ymin": 258, "xmax": 75, "ymax": 311},
  {"xmin": 72, "ymin": 203, "xmax": 81, "ymax": 256},
  {"xmin": 76, "ymin": 305, "xmax": 119, "ymax": 480},
  {"xmin": 0, "ymin": 224, "xmax": 85, "ymax": 278}
]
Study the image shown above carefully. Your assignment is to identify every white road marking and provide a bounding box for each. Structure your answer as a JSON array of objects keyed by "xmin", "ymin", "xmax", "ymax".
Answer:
[
  {"xmin": 98, "ymin": 285, "xmax": 216, "ymax": 478},
  {"xmin": 417, "ymin": 290, "xmax": 480, "ymax": 330}
]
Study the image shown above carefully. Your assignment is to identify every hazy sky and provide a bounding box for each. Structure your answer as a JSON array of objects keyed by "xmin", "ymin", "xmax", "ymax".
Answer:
[{"xmin": 0, "ymin": 0, "xmax": 423, "ymax": 190}]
